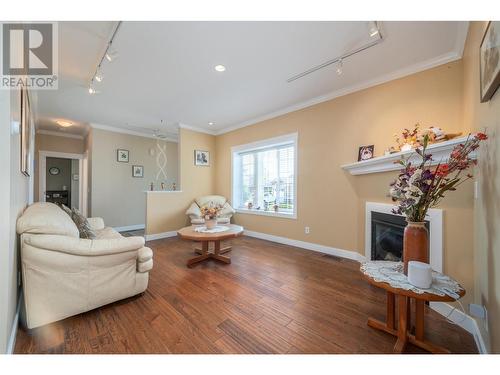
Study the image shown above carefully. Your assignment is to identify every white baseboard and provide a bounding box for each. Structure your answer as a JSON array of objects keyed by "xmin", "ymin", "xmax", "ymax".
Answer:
[
  {"xmin": 113, "ymin": 224, "xmax": 145, "ymax": 232},
  {"xmin": 244, "ymin": 230, "xmax": 366, "ymax": 262},
  {"xmin": 430, "ymin": 302, "xmax": 488, "ymax": 354},
  {"xmin": 7, "ymin": 291, "xmax": 22, "ymax": 354},
  {"xmin": 145, "ymin": 231, "xmax": 178, "ymax": 241}
]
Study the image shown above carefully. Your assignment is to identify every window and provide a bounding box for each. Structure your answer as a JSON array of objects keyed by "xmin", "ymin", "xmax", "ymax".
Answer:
[{"xmin": 232, "ymin": 133, "xmax": 297, "ymax": 218}]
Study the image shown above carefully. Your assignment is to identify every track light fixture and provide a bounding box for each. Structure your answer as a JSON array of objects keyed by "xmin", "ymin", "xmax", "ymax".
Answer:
[
  {"xmin": 369, "ymin": 21, "xmax": 380, "ymax": 37},
  {"xmin": 286, "ymin": 21, "xmax": 383, "ymax": 83},
  {"xmin": 87, "ymin": 21, "xmax": 122, "ymax": 94},
  {"xmin": 336, "ymin": 59, "xmax": 343, "ymax": 75},
  {"xmin": 105, "ymin": 49, "xmax": 118, "ymax": 62},
  {"xmin": 94, "ymin": 70, "xmax": 104, "ymax": 82}
]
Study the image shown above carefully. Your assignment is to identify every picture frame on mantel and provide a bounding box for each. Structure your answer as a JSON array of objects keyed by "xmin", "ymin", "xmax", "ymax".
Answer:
[
  {"xmin": 480, "ymin": 21, "xmax": 500, "ymax": 103},
  {"xmin": 358, "ymin": 145, "xmax": 375, "ymax": 161}
]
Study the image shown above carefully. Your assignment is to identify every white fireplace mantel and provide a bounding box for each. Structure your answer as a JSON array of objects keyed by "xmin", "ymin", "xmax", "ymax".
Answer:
[{"xmin": 341, "ymin": 136, "xmax": 475, "ymax": 175}]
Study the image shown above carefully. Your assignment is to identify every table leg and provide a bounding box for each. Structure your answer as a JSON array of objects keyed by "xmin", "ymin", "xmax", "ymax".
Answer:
[
  {"xmin": 211, "ymin": 240, "xmax": 231, "ymax": 264},
  {"xmin": 415, "ymin": 299, "xmax": 425, "ymax": 341},
  {"xmin": 387, "ymin": 291, "xmax": 395, "ymax": 330},
  {"xmin": 187, "ymin": 241, "xmax": 210, "ymax": 267},
  {"xmin": 394, "ymin": 295, "xmax": 408, "ymax": 353},
  {"xmin": 407, "ymin": 298, "xmax": 412, "ymax": 331},
  {"xmin": 195, "ymin": 244, "xmax": 231, "ymax": 254}
]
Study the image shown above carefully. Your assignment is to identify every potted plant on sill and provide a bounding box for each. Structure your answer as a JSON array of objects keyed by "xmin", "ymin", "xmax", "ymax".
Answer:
[{"xmin": 389, "ymin": 132, "xmax": 487, "ymax": 274}]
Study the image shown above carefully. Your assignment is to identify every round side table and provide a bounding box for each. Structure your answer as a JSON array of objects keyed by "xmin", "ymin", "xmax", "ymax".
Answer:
[{"xmin": 363, "ymin": 272, "xmax": 465, "ymax": 353}]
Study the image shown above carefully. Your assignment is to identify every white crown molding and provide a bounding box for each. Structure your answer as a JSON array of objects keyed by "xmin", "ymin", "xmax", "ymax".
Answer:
[
  {"xmin": 178, "ymin": 122, "xmax": 216, "ymax": 136},
  {"xmin": 454, "ymin": 21, "xmax": 470, "ymax": 59},
  {"xmin": 90, "ymin": 123, "xmax": 179, "ymax": 142},
  {"xmin": 36, "ymin": 129, "xmax": 84, "ymax": 140},
  {"xmin": 214, "ymin": 51, "xmax": 463, "ymax": 136}
]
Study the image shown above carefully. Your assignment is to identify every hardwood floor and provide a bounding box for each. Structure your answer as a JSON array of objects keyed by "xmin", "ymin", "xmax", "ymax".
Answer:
[{"xmin": 14, "ymin": 236, "xmax": 477, "ymax": 354}]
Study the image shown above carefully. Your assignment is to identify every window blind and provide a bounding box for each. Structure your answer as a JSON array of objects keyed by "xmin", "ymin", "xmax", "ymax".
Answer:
[{"xmin": 235, "ymin": 142, "xmax": 295, "ymax": 214}]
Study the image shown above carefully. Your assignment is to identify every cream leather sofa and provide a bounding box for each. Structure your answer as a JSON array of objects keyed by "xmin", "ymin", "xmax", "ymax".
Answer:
[
  {"xmin": 186, "ymin": 195, "xmax": 235, "ymax": 225},
  {"xmin": 16, "ymin": 202, "xmax": 153, "ymax": 329}
]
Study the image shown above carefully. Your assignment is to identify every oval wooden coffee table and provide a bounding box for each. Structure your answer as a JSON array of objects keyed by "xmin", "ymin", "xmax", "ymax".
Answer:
[{"xmin": 177, "ymin": 224, "xmax": 244, "ymax": 268}]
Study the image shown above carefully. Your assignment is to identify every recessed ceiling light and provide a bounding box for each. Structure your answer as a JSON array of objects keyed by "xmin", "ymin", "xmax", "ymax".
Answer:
[
  {"xmin": 56, "ymin": 120, "xmax": 73, "ymax": 128},
  {"xmin": 214, "ymin": 65, "xmax": 226, "ymax": 72},
  {"xmin": 208, "ymin": 122, "xmax": 214, "ymax": 126}
]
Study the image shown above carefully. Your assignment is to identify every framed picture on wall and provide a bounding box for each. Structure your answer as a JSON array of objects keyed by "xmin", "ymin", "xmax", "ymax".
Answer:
[
  {"xmin": 117, "ymin": 149, "xmax": 129, "ymax": 162},
  {"xmin": 20, "ymin": 87, "xmax": 34, "ymax": 177},
  {"xmin": 480, "ymin": 21, "xmax": 500, "ymax": 103},
  {"xmin": 194, "ymin": 150, "xmax": 210, "ymax": 166},
  {"xmin": 358, "ymin": 145, "xmax": 375, "ymax": 161},
  {"xmin": 132, "ymin": 165, "xmax": 144, "ymax": 178}
]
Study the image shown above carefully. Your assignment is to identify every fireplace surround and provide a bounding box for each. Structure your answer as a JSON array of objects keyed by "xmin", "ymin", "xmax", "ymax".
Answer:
[{"xmin": 365, "ymin": 202, "xmax": 443, "ymax": 272}]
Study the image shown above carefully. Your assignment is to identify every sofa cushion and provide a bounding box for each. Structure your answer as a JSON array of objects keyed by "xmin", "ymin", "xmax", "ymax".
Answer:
[
  {"xmin": 95, "ymin": 227, "xmax": 123, "ymax": 240},
  {"xmin": 71, "ymin": 208, "xmax": 96, "ymax": 239},
  {"xmin": 17, "ymin": 202, "xmax": 79, "ymax": 238},
  {"xmin": 195, "ymin": 195, "xmax": 227, "ymax": 208}
]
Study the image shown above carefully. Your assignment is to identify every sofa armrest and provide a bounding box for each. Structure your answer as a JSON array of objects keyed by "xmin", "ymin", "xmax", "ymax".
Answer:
[
  {"xmin": 87, "ymin": 217, "xmax": 105, "ymax": 231},
  {"xmin": 186, "ymin": 202, "xmax": 202, "ymax": 219},
  {"xmin": 24, "ymin": 235, "xmax": 145, "ymax": 256},
  {"xmin": 220, "ymin": 202, "xmax": 236, "ymax": 216},
  {"xmin": 137, "ymin": 247, "xmax": 153, "ymax": 273}
]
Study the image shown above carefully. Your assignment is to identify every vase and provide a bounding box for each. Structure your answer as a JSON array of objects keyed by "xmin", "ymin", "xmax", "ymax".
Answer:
[
  {"xmin": 205, "ymin": 218, "xmax": 217, "ymax": 229},
  {"xmin": 403, "ymin": 221, "xmax": 429, "ymax": 275}
]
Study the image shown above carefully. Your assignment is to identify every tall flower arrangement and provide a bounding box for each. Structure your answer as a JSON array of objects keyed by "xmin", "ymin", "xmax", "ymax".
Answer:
[{"xmin": 390, "ymin": 133, "xmax": 487, "ymax": 222}]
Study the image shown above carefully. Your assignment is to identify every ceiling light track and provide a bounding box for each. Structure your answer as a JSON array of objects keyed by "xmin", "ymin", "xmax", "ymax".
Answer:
[
  {"xmin": 287, "ymin": 22, "xmax": 383, "ymax": 83},
  {"xmin": 88, "ymin": 21, "xmax": 122, "ymax": 94}
]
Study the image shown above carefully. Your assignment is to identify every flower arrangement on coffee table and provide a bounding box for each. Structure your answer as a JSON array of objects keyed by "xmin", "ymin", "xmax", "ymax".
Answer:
[
  {"xmin": 389, "ymin": 132, "xmax": 487, "ymax": 273},
  {"xmin": 200, "ymin": 203, "xmax": 223, "ymax": 229}
]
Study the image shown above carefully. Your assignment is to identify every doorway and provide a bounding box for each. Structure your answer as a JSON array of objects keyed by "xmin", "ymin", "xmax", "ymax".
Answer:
[{"xmin": 39, "ymin": 151, "xmax": 88, "ymax": 216}]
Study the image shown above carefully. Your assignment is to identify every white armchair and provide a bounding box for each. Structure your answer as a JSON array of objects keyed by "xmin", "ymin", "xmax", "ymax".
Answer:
[
  {"xmin": 186, "ymin": 195, "xmax": 235, "ymax": 225},
  {"xmin": 16, "ymin": 202, "xmax": 153, "ymax": 329}
]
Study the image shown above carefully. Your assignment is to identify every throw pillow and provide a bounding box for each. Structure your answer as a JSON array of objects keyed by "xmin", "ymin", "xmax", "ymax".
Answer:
[
  {"xmin": 60, "ymin": 204, "xmax": 73, "ymax": 218},
  {"xmin": 71, "ymin": 207, "xmax": 96, "ymax": 239}
]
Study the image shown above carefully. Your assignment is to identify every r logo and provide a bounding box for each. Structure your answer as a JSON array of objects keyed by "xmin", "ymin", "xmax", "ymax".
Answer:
[{"xmin": 2, "ymin": 23, "xmax": 53, "ymax": 75}]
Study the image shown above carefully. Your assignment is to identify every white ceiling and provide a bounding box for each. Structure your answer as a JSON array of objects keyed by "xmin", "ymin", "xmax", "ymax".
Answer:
[{"xmin": 36, "ymin": 21, "xmax": 468, "ymax": 136}]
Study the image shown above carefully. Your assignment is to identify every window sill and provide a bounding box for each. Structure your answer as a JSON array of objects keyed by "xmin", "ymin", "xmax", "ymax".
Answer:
[{"xmin": 235, "ymin": 208, "xmax": 296, "ymax": 219}]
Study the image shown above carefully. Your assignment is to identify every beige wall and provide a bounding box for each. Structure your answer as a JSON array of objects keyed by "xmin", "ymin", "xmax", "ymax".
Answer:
[
  {"xmin": 215, "ymin": 60, "xmax": 475, "ymax": 306},
  {"xmin": 463, "ymin": 21, "xmax": 500, "ymax": 353},
  {"xmin": 146, "ymin": 128, "xmax": 216, "ymax": 234},
  {"xmin": 0, "ymin": 89, "xmax": 30, "ymax": 353},
  {"xmin": 91, "ymin": 128, "xmax": 179, "ymax": 228},
  {"xmin": 33, "ymin": 133, "xmax": 85, "ymax": 202}
]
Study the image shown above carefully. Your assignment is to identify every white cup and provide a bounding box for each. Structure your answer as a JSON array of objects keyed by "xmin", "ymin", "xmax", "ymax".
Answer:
[{"xmin": 408, "ymin": 261, "xmax": 432, "ymax": 289}]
